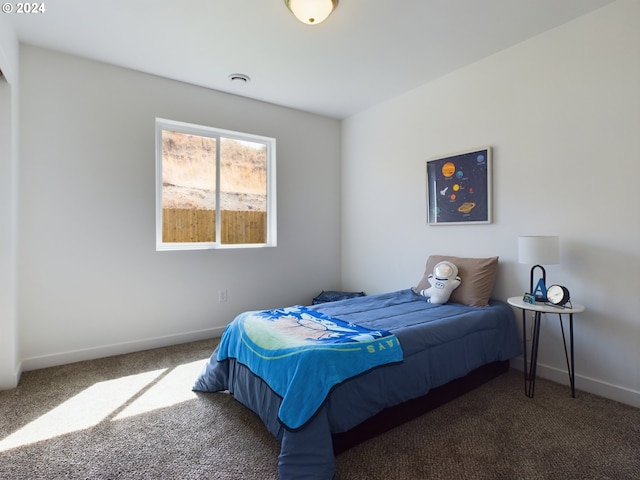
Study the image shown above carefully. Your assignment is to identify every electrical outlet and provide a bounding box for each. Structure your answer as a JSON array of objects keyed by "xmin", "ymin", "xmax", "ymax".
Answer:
[{"xmin": 218, "ymin": 289, "xmax": 228, "ymax": 302}]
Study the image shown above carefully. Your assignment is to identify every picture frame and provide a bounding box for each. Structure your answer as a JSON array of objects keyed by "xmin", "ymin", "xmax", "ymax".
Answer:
[{"xmin": 426, "ymin": 146, "xmax": 492, "ymax": 225}]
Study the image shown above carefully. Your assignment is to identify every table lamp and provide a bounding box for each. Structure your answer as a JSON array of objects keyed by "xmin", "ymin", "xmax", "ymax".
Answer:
[{"xmin": 518, "ymin": 235, "xmax": 559, "ymax": 301}]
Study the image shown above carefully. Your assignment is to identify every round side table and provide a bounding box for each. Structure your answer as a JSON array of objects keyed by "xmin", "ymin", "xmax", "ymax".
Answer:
[{"xmin": 507, "ymin": 296, "xmax": 585, "ymax": 398}]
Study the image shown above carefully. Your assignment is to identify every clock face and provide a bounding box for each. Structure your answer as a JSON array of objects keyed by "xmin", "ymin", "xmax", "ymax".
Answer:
[{"xmin": 547, "ymin": 285, "xmax": 569, "ymax": 305}]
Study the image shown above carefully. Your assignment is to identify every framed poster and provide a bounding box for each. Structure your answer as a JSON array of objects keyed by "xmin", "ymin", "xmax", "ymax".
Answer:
[{"xmin": 426, "ymin": 147, "xmax": 492, "ymax": 225}]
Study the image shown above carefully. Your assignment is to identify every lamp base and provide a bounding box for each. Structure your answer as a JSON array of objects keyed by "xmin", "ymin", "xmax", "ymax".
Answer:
[{"xmin": 530, "ymin": 265, "xmax": 548, "ymax": 302}]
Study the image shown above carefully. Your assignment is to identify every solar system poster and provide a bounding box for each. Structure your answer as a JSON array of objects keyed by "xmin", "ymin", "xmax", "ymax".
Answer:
[{"xmin": 426, "ymin": 147, "xmax": 492, "ymax": 225}]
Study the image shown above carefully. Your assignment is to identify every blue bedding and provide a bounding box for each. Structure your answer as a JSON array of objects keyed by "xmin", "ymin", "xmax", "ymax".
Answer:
[
  {"xmin": 195, "ymin": 305, "xmax": 403, "ymax": 429},
  {"xmin": 194, "ymin": 289, "xmax": 521, "ymax": 480}
]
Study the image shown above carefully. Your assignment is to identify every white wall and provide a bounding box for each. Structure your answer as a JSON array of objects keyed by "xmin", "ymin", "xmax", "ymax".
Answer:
[
  {"xmin": 0, "ymin": 17, "xmax": 19, "ymax": 389},
  {"xmin": 341, "ymin": 0, "xmax": 640, "ymax": 406},
  {"xmin": 17, "ymin": 46, "xmax": 342, "ymax": 371}
]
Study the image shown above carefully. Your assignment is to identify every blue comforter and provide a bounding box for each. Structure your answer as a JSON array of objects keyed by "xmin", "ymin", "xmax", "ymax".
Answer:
[
  {"xmin": 195, "ymin": 305, "xmax": 402, "ymax": 429},
  {"xmin": 194, "ymin": 289, "xmax": 521, "ymax": 480}
]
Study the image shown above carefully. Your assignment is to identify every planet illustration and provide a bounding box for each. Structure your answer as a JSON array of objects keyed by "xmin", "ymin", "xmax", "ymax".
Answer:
[
  {"xmin": 441, "ymin": 162, "xmax": 456, "ymax": 177},
  {"xmin": 458, "ymin": 202, "xmax": 476, "ymax": 214}
]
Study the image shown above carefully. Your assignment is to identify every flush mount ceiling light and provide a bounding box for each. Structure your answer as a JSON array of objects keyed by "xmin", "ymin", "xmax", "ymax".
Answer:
[{"xmin": 284, "ymin": 0, "xmax": 338, "ymax": 25}]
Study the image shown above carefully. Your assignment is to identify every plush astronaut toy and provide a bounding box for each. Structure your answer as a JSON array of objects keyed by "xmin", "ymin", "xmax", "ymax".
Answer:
[{"xmin": 419, "ymin": 261, "xmax": 461, "ymax": 304}]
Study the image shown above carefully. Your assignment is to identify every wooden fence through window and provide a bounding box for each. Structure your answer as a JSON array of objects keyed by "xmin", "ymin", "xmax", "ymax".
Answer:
[{"xmin": 162, "ymin": 208, "xmax": 267, "ymax": 244}]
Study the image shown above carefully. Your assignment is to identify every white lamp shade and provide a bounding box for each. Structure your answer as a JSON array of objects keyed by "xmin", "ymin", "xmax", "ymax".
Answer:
[
  {"xmin": 518, "ymin": 236, "xmax": 560, "ymax": 265},
  {"xmin": 285, "ymin": 0, "xmax": 337, "ymax": 25}
]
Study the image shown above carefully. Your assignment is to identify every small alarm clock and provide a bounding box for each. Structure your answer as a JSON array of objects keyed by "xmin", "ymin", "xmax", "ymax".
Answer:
[{"xmin": 546, "ymin": 284, "xmax": 570, "ymax": 307}]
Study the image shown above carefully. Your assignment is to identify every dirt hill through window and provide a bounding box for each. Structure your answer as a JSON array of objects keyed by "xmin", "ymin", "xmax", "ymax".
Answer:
[{"xmin": 162, "ymin": 131, "xmax": 267, "ymax": 211}]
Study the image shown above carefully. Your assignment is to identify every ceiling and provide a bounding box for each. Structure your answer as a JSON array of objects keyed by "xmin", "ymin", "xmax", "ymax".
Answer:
[{"xmin": 6, "ymin": 0, "xmax": 614, "ymax": 119}]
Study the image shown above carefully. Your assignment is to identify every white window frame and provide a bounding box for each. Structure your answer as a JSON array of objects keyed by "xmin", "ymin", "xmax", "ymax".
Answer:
[{"xmin": 155, "ymin": 118, "xmax": 277, "ymax": 251}]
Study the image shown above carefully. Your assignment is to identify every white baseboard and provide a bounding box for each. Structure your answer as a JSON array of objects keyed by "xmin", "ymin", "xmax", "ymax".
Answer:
[
  {"xmin": 20, "ymin": 327, "xmax": 225, "ymax": 373},
  {"xmin": 510, "ymin": 356, "xmax": 640, "ymax": 408}
]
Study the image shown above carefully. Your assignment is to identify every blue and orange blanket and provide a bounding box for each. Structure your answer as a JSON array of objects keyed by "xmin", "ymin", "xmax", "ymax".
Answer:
[{"xmin": 211, "ymin": 305, "xmax": 403, "ymax": 429}]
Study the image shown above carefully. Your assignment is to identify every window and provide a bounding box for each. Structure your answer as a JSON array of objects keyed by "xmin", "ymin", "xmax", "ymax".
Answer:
[{"xmin": 155, "ymin": 118, "xmax": 276, "ymax": 250}]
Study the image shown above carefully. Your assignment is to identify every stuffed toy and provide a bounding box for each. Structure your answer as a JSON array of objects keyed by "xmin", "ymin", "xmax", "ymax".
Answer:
[{"xmin": 419, "ymin": 261, "xmax": 461, "ymax": 304}]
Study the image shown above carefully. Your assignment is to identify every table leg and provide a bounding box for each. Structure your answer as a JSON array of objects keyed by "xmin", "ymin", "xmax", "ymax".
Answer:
[
  {"xmin": 524, "ymin": 311, "xmax": 542, "ymax": 398},
  {"xmin": 559, "ymin": 313, "xmax": 576, "ymax": 397},
  {"xmin": 522, "ymin": 310, "xmax": 527, "ymax": 395}
]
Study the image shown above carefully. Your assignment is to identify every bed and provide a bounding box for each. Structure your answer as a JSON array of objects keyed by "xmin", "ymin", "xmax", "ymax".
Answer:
[{"xmin": 193, "ymin": 256, "xmax": 521, "ymax": 480}]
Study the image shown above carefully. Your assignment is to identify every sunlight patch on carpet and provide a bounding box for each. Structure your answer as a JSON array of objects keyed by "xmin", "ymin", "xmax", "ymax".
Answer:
[
  {"xmin": 0, "ymin": 369, "xmax": 165, "ymax": 452},
  {"xmin": 114, "ymin": 359, "xmax": 204, "ymax": 420}
]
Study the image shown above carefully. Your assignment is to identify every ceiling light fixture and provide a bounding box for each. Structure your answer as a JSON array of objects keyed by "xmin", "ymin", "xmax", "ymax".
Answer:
[{"xmin": 284, "ymin": 0, "xmax": 338, "ymax": 26}]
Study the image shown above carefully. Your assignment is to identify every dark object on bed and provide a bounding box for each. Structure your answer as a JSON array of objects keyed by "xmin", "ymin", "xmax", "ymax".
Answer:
[
  {"xmin": 331, "ymin": 359, "xmax": 509, "ymax": 455},
  {"xmin": 311, "ymin": 290, "xmax": 366, "ymax": 304}
]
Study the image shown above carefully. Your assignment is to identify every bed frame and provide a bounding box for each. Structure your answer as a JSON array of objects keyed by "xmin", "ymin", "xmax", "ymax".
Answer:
[{"xmin": 331, "ymin": 359, "xmax": 510, "ymax": 454}]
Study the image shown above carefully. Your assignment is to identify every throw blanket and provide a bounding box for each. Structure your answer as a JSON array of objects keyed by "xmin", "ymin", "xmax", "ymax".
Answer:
[{"xmin": 215, "ymin": 305, "xmax": 403, "ymax": 429}]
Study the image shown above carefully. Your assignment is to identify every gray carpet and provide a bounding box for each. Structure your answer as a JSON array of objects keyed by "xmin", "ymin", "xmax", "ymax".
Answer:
[{"xmin": 1, "ymin": 339, "xmax": 638, "ymax": 479}]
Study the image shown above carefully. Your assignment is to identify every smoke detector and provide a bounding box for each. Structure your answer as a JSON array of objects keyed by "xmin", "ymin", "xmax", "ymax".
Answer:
[{"xmin": 228, "ymin": 73, "xmax": 251, "ymax": 84}]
